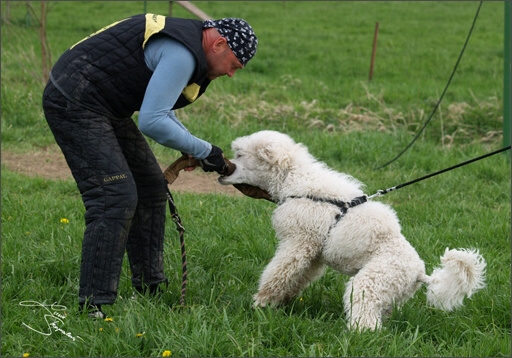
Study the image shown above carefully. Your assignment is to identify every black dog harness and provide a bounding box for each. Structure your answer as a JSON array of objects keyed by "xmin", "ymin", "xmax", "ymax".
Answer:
[{"xmin": 282, "ymin": 194, "xmax": 368, "ymax": 222}]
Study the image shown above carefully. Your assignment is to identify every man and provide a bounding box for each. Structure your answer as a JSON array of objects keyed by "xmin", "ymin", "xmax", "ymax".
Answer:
[{"xmin": 42, "ymin": 14, "xmax": 257, "ymax": 318}]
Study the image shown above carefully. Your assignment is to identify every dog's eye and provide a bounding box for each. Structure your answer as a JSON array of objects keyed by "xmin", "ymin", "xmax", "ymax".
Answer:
[{"xmin": 235, "ymin": 153, "xmax": 243, "ymax": 159}]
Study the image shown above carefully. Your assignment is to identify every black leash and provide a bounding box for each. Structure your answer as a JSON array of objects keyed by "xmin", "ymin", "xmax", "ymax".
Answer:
[
  {"xmin": 369, "ymin": 145, "xmax": 510, "ymax": 198},
  {"xmin": 164, "ymin": 179, "xmax": 187, "ymax": 306}
]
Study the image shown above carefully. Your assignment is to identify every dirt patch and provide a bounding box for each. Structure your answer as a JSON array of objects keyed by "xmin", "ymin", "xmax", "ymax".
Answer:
[{"xmin": 1, "ymin": 147, "xmax": 243, "ymax": 197}]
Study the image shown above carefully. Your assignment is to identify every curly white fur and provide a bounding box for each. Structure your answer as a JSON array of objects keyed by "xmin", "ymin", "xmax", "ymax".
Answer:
[
  {"xmin": 219, "ymin": 130, "xmax": 486, "ymax": 331},
  {"xmin": 424, "ymin": 248, "xmax": 487, "ymax": 311}
]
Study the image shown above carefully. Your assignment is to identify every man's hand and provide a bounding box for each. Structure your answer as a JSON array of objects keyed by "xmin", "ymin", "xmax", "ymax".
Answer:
[{"xmin": 199, "ymin": 145, "xmax": 227, "ymax": 174}]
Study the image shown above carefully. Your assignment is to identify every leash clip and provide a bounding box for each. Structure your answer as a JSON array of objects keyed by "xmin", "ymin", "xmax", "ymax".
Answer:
[
  {"xmin": 367, "ymin": 190, "xmax": 385, "ymax": 200},
  {"xmin": 171, "ymin": 214, "xmax": 185, "ymax": 231}
]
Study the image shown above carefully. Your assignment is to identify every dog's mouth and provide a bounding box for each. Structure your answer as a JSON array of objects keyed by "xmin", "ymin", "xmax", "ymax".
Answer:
[
  {"xmin": 165, "ymin": 155, "xmax": 272, "ymax": 201},
  {"xmin": 219, "ymin": 159, "xmax": 274, "ymax": 202},
  {"xmin": 222, "ymin": 159, "xmax": 237, "ymax": 177}
]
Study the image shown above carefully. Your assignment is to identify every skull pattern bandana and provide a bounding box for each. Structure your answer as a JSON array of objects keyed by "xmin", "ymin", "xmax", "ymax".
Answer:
[{"xmin": 203, "ymin": 18, "xmax": 258, "ymax": 66}]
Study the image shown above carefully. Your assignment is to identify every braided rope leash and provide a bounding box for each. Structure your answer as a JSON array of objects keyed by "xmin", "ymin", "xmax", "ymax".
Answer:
[
  {"xmin": 163, "ymin": 156, "xmax": 198, "ymax": 306},
  {"xmin": 163, "ymin": 184, "xmax": 187, "ymax": 306},
  {"xmin": 369, "ymin": 145, "xmax": 510, "ymax": 199},
  {"xmin": 162, "ymin": 155, "xmax": 238, "ymax": 306}
]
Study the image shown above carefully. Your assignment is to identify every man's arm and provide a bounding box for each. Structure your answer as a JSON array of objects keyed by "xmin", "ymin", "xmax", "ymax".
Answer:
[{"xmin": 139, "ymin": 36, "xmax": 212, "ymax": 159}]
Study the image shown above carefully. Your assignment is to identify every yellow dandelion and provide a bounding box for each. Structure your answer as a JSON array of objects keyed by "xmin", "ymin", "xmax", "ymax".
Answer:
[
  {"xmin": 99, "ymin": 327, "xmax": 103, "ymax": 332},
  {"xmin": 104, "ymin": 317, "xmax": 113, "ymax": 322},
  {"xmin": 60, "ymin": 218, "xmax": 70, "ymax": 224},
  {"xmin": 162, "ymin": 350, "xmax": 172, "ymax": 357},
  {"xmin": 136, "ymin": 332, "xmax": 145, "ymax": 338},
  {"xmin": 23, "ymin": 353, "xmax": 30, "ymax": 358}
]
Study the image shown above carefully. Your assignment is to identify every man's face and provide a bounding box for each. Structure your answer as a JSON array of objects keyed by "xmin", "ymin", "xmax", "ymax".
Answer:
[{"xmin": 205, "ymin": 39, "xmax": 244, "ymax": 80}]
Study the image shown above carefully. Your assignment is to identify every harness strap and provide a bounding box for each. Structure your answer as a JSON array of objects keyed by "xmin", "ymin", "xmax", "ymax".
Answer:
[
  {"xmin": 285, "ymin": 194, "xmax": 368, "ymax": 220},
  {"xmin": 287, "ymin": 194, "xmax": 367, "ymax": 211},
  {"xmin": 282, "ymin": 194, "xmax": 368, "ymax": 241}
]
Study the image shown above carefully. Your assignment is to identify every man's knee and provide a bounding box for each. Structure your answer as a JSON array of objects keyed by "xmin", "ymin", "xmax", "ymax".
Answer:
[
  {"xmin": 79, "ymin": 172, "xmax": 139, "ymax": 222},
  {"xmin": 132, "ymin": 168, "xmax": 167, "ymax": 203}
]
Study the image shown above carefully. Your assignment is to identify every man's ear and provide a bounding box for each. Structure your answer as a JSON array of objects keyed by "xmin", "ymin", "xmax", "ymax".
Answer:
[{"xmin": 213, "ymin": 36, "xmax": 228, "ymax": 53}]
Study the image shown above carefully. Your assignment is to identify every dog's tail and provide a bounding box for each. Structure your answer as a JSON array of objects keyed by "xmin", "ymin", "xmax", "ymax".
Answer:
[{"xmin": 418, "ymin": 248, "xmax": 486, "ymax": 311}]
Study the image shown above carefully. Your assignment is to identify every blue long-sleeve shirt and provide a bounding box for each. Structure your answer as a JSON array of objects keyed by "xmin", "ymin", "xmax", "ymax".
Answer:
[{"xmin": 139, "ymin": 36, "xmax": 212, "ymax": 159}]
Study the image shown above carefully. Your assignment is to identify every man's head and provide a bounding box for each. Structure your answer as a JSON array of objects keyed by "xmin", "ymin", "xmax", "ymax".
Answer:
[{"xmin": 202, "ymin": 18, "xmax": 258, "ymax": 80}]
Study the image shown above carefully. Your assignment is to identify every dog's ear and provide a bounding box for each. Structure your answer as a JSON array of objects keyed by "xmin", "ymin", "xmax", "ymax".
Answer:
[{"xmin": 256, "ymin": 142, "xmax": 293, "ymax": 170}]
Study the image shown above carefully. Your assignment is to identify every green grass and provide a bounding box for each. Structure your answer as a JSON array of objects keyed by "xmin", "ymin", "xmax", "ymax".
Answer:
[
  {"xmin": 1, "ymin": 1, "xmax": 510, "ymax": 357},
  {"xmin": 2, "ymin": 145, "xmax": 510, "ymax": 357}
]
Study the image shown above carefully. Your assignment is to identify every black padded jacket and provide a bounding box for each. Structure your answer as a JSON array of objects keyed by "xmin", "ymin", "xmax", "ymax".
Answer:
[{"xmin": 49, "ymin": 13, "xmax": 211, "ymax": 118}]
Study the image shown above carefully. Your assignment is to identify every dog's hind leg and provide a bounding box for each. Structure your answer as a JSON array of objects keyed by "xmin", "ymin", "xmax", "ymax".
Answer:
[
  {"xmin": 253, "ymin": 240, "xmax": 324, "ymax": 307},
  {"xmin": 343, "ymin": 274, "xmax": 384, "ymax": 331},
  {"xmin": 343, "ymin": 258, "xmax": 422, "ymax": 331}
]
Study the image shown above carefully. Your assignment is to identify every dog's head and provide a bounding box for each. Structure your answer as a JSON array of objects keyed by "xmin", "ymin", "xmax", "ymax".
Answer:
[{"xmin": 218, "ymin": 131, "xmax": 305, "ymax": 192}]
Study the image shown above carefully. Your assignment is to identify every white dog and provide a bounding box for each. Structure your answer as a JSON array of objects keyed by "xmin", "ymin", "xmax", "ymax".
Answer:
[{"xmin": 219, "ymin": 130, "xmax": 486, "ymax": 330}]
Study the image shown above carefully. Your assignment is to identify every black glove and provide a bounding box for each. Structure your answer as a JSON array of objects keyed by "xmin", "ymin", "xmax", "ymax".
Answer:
[{"xmin": 199, "ymin": 145, "xmax": 227, "ymax": 174}]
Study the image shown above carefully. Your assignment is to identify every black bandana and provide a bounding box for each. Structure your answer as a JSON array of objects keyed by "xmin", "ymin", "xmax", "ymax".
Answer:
[{"xmin": 203, "ymin": 18, "xmax": 258, "ymax": 66}]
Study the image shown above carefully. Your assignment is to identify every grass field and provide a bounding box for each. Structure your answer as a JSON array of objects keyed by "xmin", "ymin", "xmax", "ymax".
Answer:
[{"xmin": 1, "ymin": 1, "xmax": 510, "ymax": 357}]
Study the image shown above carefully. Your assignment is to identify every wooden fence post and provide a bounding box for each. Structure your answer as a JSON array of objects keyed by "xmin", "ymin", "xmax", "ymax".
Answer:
[
  {"xmin": 504, "ymin": 1, "xmax": 511, "ymax": 149},
  {"xmin": 369, "ymin": 22, "xmax": 379, "ymax": 82}
]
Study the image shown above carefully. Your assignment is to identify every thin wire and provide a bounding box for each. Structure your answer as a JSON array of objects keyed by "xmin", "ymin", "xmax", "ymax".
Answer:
[{"xmin": 375, "ymin": 1, "xmax": 484, "ymax": 170}]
